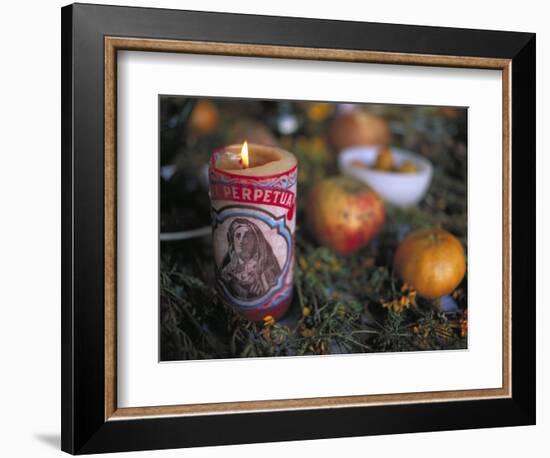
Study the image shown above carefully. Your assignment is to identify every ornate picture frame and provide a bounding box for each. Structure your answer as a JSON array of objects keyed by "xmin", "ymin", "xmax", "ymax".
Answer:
[{"xmin": 61, "ymin": 3, "xmax": 535, "ymax": 454}]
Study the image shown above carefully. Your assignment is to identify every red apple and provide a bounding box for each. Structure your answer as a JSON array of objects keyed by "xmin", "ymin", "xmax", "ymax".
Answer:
[{"xmin": 306, "ymin": 176, "xmax": 385, "ymax": 255}]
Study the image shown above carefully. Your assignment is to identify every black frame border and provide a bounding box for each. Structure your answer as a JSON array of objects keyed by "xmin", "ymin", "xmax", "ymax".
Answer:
[{"xmin": 61, "ymin": 3, "xmax": 535, "ymax": 454}]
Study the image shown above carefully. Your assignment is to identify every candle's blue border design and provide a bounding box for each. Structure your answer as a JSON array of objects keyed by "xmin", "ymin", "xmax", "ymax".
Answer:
[{"xmin": 212, "ymin": 206, "xmax": 292, "ymax": 309}]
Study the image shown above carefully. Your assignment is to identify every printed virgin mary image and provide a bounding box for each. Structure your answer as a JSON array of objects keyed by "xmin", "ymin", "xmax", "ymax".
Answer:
[{"xmin": 219, "ymin": 218, "xmax": 283, "ymax": 300}]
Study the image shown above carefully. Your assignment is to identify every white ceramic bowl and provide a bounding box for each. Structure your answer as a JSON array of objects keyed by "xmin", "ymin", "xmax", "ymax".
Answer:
[{"xmin": 338, "ymin": 146, "xmax": 433, "ymax": 208}]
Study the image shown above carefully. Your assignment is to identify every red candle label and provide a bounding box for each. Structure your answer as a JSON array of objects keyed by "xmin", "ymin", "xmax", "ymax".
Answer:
[
  {"xmin": 209, "ymin": 183, "xmax": 296, "ymax": 220},
  {"xmin": 209, "ymin": 154, "xmax": 297, "ymax": 321}
]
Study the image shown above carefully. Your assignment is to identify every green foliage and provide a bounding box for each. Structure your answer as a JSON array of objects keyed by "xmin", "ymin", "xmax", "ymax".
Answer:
[{"xmin": 161, "ymin": 219, "xmax": 467, "ymax": 360}]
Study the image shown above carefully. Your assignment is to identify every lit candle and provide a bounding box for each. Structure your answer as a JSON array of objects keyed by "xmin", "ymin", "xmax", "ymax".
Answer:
[{"xmin": 209, "ymin": 142, "xmax": 298, "ymax": 321}]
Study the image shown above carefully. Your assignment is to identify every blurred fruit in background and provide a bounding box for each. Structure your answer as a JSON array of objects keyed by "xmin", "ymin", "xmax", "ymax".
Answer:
[
  {"xmin": 328, "ymin": 110, "xmax": 390, "ymax": 152},
  {"xmin": 189, "ymin": 99, "xmax": 219, "ymax": 136}
]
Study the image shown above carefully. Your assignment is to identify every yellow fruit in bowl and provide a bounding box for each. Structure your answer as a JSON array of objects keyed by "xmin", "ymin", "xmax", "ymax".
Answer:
[
  {"xmin": 397, "ymin": 160, "xmax": 418, "ymax": 174},
  {"xmin": 306, "ymin": 176, "xmax": 385, "ymax": 255},
  {"xmin": 393, "ymin": 228, "xmax": 466, "ymax": 299},
  {"xmin": 374, "ymin": 147, "xmax": 394, "ymax": 171}
]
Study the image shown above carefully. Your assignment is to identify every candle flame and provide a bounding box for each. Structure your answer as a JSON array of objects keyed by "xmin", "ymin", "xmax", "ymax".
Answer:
[{"xmin": 241, "ymin": 141, "xmax": 249, "ymax": 168}]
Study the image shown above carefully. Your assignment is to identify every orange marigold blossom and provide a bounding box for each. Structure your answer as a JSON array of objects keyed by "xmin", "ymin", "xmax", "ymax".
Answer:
[{"xmin": 263, "ymin": 315, "xmax": 275, "ymax": 327}]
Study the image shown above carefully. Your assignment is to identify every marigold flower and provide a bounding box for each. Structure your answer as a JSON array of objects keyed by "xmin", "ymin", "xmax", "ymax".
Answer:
[
  {"xmin": 263, "ymin": 315, "xmax": 275, "ymax": 327},
  {"xmin": 382, "ymin": 298, "xmax": 410, "ymax": 313},
  {"xmin": 307, "ymin": 103, "xmax": 332, "ymax": 122}
]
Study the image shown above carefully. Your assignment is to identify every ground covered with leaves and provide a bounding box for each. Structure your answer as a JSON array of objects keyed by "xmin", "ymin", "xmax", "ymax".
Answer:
[{"xmin": 160, "ymin": 100, "xmax": 468, "ymax": 361}]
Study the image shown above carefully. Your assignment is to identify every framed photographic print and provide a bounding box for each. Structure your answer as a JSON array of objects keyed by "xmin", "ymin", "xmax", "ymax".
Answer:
[{"xmin": 61, "ymin": 3, "xmax": 536, "ymax": 454}]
